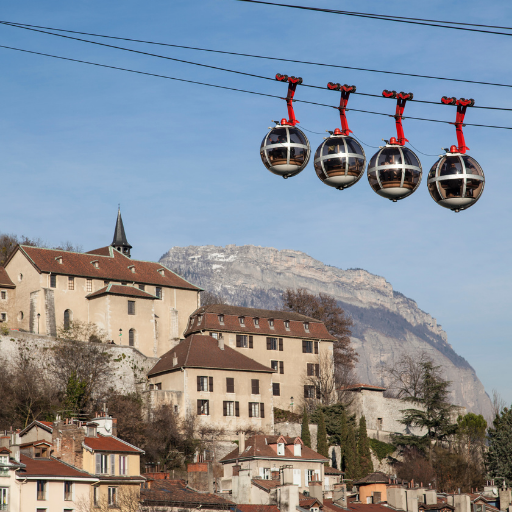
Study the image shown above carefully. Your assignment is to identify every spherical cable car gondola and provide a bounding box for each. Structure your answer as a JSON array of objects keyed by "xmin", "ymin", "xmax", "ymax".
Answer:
[
  {"xmin": 260, "ymin": 74, "xmax": 311, "ymax": 178},
  {"xmin": 367, "ymin": 91, "xmax": 422, "ymax": 202},
  {"xmin": 427, "ymin": 97, "xmax": 485, "ymax": 212},
  {"xmin": 313, "ymin": 84, "xmax": 366, "ymax": 190}
]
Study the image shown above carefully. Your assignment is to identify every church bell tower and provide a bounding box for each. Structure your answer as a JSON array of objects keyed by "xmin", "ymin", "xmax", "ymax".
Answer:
[{"xmin": 111, "ymin": 208, "xmax": 132, "ymax": 258}]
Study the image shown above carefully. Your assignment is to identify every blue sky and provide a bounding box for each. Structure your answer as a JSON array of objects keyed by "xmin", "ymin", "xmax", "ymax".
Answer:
[{"xmin": 1, "ymin": 0, "xmax": 511, "ymax": 404}]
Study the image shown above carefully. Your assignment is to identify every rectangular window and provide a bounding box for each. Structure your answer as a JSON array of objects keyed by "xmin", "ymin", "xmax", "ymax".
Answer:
[
  {"xmin": 307, "ymin": 470, "xmax": 315, "ymax": 483},
  {"xmin": 268, "ymin": 319, "xmax": 274, "ymax": 328},
  {"xmin": 93, "ymin": 486, "xmax": 99, "ymax": 507},
  {"xmin": 293, "ymin": 469, "xmax": 301, "ymax": 486},
  {"xmin": 226, "ymin": 377, "xmax": 235, "ymax": 393},
  {"xmin": 260, "ymin": 467, "xmax": 271, "ymax": 480},
  {"xmin": 279, "ymin": 361, "xmax": 284, "ymax": 374},
  {"xmin": 239, "ymin": 316, "xmax": 245, "ymax": 326},
  {"xmin": 86, "ymin": 279, "xmax": 92, "ymax": 292},
  {"xmin": 223, "ymin": 401, "xmax": 238, "ymax": 417},
  {"xmin": 128, "ymin": 300, "xmax": 136, "ymax": 315},
  {"xmin": 138, "ymin": 284, "xmax": 145, "ymax": 291},
  {"xmin": 0, "ymin": 313, "xmax": 5, "ymax": 322},
  {"xmin": 279, "ymin": 338, "xmax": 283, "ymax": 351},
  {"xmin": 307, "ymin": 363, "xmax": 320, "ymax": 376},
  {"xmin": 271, "ymin": 360, "xmax": 278, "ymax": 371},
  {"xmin": 273, "ymin": 383, "xmax": 280, "ymax": 396},
  {"xmin": 251, "ymin": 379, "xmax": 260, "ymax": 395},
  {"xmin": 37, "ymin": 480, "xmax": 46, "ymax": 500},
  {"xmin": 108, "ymin": 487, "xmax": 117, "ymax": 507},
  {"xmin": 248, "ymin": 402, "xmax": 264, "ymax": 418},
  {"xmin": 304, "ymin": 385, "xmax": 316, "ymax": 399},
  {"xmin": 249, "ymin": 335, "xmax": 253, "ymax": 348},
  {"xmin": 197, "ymin": 376, "xmax": 213, "ymax": 392},
  {"xmin": 254, "ymin": 318, "xmax": 259, "ymax": 327},
  {"xmin": 0, "ymin": 488, "xmax": 8, "ymax": 511},
  {"xmin": 156, "ymin": 287, "xmax": 162, "ymax": 298},
  {"xmin": 68, "ymin": 277, "xmax": 74, "ymax": 290},
  {"xmin": 95, "ymin": 453, "xmax": 109, "ymax": 474},
  {"xmin": 284, "ymin": 320, "xmax": 290, "ymax": 329},
  {"xmin": 119, "ymin": 456, "xmax": 127, "ymax": 476},
  {"xmin": 302, "ymin": 340, "xmax": 313, "ymax": 353},
  {"xmin": 197, "ymin": 399, "xmax": 209, "ymax": 415},
  {"xmin": 236, "ymin": 334, "xmax": 248, "ymax": 348},
  {"xmin": 266, "ymin": 337, "xmax": 278, "ymax": 350},
  {"xmin": 0, "ymin": 291, "xmax": 5, "ymax": 299},
  {"xmin": 50, "ymin": 275, "xmax": 56, "ymax": 288},
  {"xmin": 210, "ymin": 332, "xmax": 218, "ymax": 339},
  {"xmin": 64, "ymin": 481, "xmax": 73, "ymax": 501}
]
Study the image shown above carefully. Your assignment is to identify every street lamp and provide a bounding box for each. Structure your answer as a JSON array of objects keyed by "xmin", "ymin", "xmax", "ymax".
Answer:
[
  {"xmin": 290, "ymin": 396, "xmax": 294, "ymax": 414},
  {"xmin": 119, "ymin": 328, "xmax": 122, "ymax": 344},
  {"xmin": 37, "ymin": 313, "xmax": 40, "ymax": 334}
]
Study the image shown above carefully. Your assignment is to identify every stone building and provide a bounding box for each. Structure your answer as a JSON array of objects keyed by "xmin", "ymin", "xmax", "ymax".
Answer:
[
  {"xmin": 184, "ymin": 305, "xmax": 337, "ymax": 411},
  {"xmin": 0, "ymin": 210, "xmax": 201, "ymax": 357}
]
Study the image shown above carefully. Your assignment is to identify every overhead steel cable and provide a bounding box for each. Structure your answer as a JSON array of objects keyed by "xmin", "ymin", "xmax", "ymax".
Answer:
[
  {"xmin": 1, "ymin": 21, "xmax": 512, "ymax": 112},
  {"xmin": 2, "ymin": 20, "xmax": 512, "ymax": 90},
  {"xmin": 236, "ymin": 0, "xmax": 512, "ymax": 37},
  {"xmin": 1, "ymin": 43, "xmax": 512, "ymax": 130}
]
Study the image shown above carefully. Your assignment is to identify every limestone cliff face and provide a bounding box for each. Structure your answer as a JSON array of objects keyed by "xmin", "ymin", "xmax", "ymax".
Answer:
[{"xmin": 160, "ymin": 244, "xmax": 492, "ymax": 418}]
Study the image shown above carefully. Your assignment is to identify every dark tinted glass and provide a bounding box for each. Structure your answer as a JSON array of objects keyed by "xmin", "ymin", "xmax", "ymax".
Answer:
[
  {"xmin": 428, "ymin": 182, "xmax": 442, "ymax": 202},
  {"xmin": 465, "ymin": 178, "xmax": 484, "ymax": 198},
  {"xmin": 378, "ymin": 148, "xmax": 402, "ymax": 166},
  {"xmin": 428, "ymin": 160, "xmax": 441, "ymax": 180},
  {"xmin": 369, "ymin": 152, "xmax": 379, "ymax": 169},
  {"xmin": 345, "ymin": 138, "xmax": 364, "ymax": 156},
  {"xmin": 314, "ymin": 144, "xmax": 323, "ymax": 160},
  {"xmin": 267, "ymin": 128, "xmax": 288, "ymax": 145},
  {"xmin": 324, "ymin": 157, "xmax": 346, "ymax": 174},
  {"xmin": 462, "ymin": 156, "xmax": 483, "ymax": 176},
  {"xmin": 288, "ymin": 128, "xmax": 307, "ymax": 145},
  {"xmin": 267, "ymin": 147, "xmax": 288, "ymax": 165},
  {"xmin": 289, "ymin": 147, "xmax": 306, "ymax": 165},
  {"xmin": 440, "ymin": 156, "xmax": 463, "ymax": 176},
  {"xmin": 323, "ymin": 138, "xmax": 345, "ymax": 156},
  {"xmin": 348, "ymin": 157, "xmax": 365, "ymax": 176},
  {"xmin": 403, "ymin": 169, "xmax": 421, "ymax": 189},
  {"xmin": 439, "ymin": 178, "xmax": 464, "ymax": 198},
  {"xmin": 368, "ymin": 171, "xmax": 380, "ymax": 191},
  {"xmin": 314, "ymin": 161, "xmax": 327, "ymax": 180},
  {"xmin": 379, "ymin": 168, "xmax": 402, "ymax": 187},
  {"xmin": 402, "ymin": 148, "xmax": 420, "ymax": 167}
]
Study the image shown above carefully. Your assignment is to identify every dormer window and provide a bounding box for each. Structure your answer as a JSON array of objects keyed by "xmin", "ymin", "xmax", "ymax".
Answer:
[
  {"xmin": 218, "ymin": 314, "xmax": 224, "ymax": 325},
  {"xmin": 156, "ymin": 287, "xmax": 162, "ymax": 299},
  {"xmin": 294, "ymin": 443, "xmax": 302, "ymax": 456},
  {"xmin": 128, "ymin": 265, "xmax": 135, "ymax": 273},
  {"xmin": 87, "ymin": 425, "xmax": 97, "ymax": 437},
  {"xmin": 254, "ymin": 318, "xmax": 259, "ymax": 327},
  {"xmin": 91, "ymin": 260, "xmax": 99, "ymax": 269},
  {"xmin": 55, "ymin": 256, "xmax": 63, "ymax": 264},
  {"xmin": 269, "ymin": 319, "xmax": 274, "ymax": 329},
  {"xmin": 277, "ymin": 442, "xmax": 285, "ymax": 456},
  {"xmin": 197, "ymin": 315, "xmax": 203, "ymax": 325},
  {"xmin": 304, "ymin": 322, "xmax": 310, "ymax": 332},
  {"xmin": 284, "ymin": 320, "xmax": 290, "ymax": 330},
  {"xmin": 239, "ymin": 316, "xmax": 245, "ymax": 327},
  {"xmin": 157, "ymin": 268, "xmax": 165, "ymax": 276}
]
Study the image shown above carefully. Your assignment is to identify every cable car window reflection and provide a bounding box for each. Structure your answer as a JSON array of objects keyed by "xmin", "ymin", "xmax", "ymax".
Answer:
[
  {"xmin": 440, "ymin": 157, "xmax": 463, "ymax": 175},
  {"xmin": 348, "ymin": 157, "xmax": 364, "ymax": 176},
  {"xmin": 403, "ymin": 169, "xmax": 421, "ymax": 189},
  {"xmin": 324, "ymin": 158, "xmax": 346, "ymax": 174},
  {"xmin": 267, "ymin": 147, "xmax": 288, "ymax": 165},
  {"xmin": 462, "ymin": 156, "xmax": 483, "ymax": 175},
  {"xmin": 289, "ymin": 129, "xmax": 307, "ymax": 145},
  {"xmin": 323, "ymin": 141, "xmax": 344, "ymax": 156},
  {"xmin": 289, "ymin": 147, "xmax": 306, "ymax": 165},
  {"xmin": 428, "ymin": 163, "xmax": 438, "ymax": 180},
  {"xmin": 369, "ymin": 154, "xmax": 378, "ymax": 168},
  {"xmin": 380, "ymin": 169, "xmax": 402, "ymax": 187},
  {"xmin": 345, "ymin": 139, "xmax": 364, "ymax": 155},
  {"xmin": 368, "ymin": 171, "xmax": 380, "ymax": 191},
  {"xmin": 267, "ymin": 129, "xmax": 288, "ymax": 145},
  {"xmin": 403, "ymin": 149, "xmax": 420, "ymax": 167},
  {"xmin": 465, "ymin": 179, "xmax": 483, "ymax": 198},
  {"xmin": 440, "ymin": 178, "xmax": 464, "ymax": 198},
  {"xmin": 428, "ymin": 182, "xmax": 442, "ymax": 202},
  {"xmin": 378, "ymin": 149, "xmax": 402, "ymax": 166}
]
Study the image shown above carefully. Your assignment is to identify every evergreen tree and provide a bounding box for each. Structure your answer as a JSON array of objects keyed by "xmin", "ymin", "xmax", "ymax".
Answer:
[
  {"xmin": 487, "ymin": 406, "xmax": 512, "ymax": 486},
  {"xmin": 344, "ymin": 422, "xmax": 359, "ymax": 481},
  {"xmin": 339, "ymin": 410, "xmax": 348, "ymax": 472},
  {"xmin": 301, "ymin": 407, "xmax": 311, "ymax": 448},
  {"xmin": 357, "ymin": 416, "xmax": 374, "ymax": 477},
  {"xmin": 317, "ymin": 410, "xmax": 329, "ymax": 461},
  {"xmin": 331, "ymin": 447, "xmax": 338, "ymax": 469}
]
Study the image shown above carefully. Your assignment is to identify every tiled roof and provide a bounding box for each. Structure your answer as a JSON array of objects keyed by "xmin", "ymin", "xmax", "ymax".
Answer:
[
  {"xmin": 0, "ymin": 267, "xmax": 15, "ymax": 288},
  {"xmin": 87, "ymin": 284, "xmax": 159, "ymax": 300},
  {"xmin": 252, "ymin": 479, "xmax": 282, "ymax": 491},
  {"xmin": 340, "ymin": 384, "xmax": 386, "ymax": 392},
  {"xmin": 353, "ymin": 472, "xmax": 390, "ymax": 485},
  {"xmin": 185, "ymin": 305, "xmax": 336, "ymax": 341},
  {"xmin": 325, "ymin": 466, "xmax": 344, "ymax": 475},
  {"xmin": 18, "ymin": 455, "xmax": 96, "ymax": 479},
  {"xmin": 148, "ymin": 334, "xmax": 275, "ymax": 377},
  {"xmin": 220, "ymin": 435, "xmax": 329, "ymax": 463},
  {"xmin": 238, "ymin": 505, "xmax": 280, "ymax": 512},
  {"xmin": 9, "ymin": 245, "xmax": 200, "ymax": 291},
  {"xmin": 419, "ymin": 505, "xmax": 455, "ymax": 511},
  {"xmin": 323, "ymin": 499, "xmax": 391, "ymax": 512},
  {"xmin": 141, "ymin": 479, "xmax": 235, "ymax": 508},
  {"xmin": 84, "ymin": 433, "xmax": 144, "ymax": 453},
  {"xmin": 19, "ymin": 420, "xmax": 54, "ymax": 436},
  {"xmin": 299, "ymin": 496, "xmax": 324, "ymax": 509}
]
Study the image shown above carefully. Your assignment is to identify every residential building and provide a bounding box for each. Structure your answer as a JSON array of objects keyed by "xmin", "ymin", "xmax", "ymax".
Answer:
[
  {"xmin": 0, "ymin": 209, "xmax": 201, "ymax": 357},
  {"xmin": 184, "ymin": 305, "xmax": 337, "ymax": 410},
  {"xmin": 352, "ymin": 472, "xmax": 390, "ymax": 504},
  {"xmin": 146, "ymin": 334, "xmax": 275, "ymax": 433},
  {"xmin": 220, "ymin": 434, "xmax": 329, "ymax": 493},
  {"xmin": 0, "ymin": 443, "xmax": 24, "ymax": 512}
]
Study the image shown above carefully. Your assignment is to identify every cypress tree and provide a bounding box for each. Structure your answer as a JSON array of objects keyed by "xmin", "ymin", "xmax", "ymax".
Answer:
[
  {"xmin": 331, "ymin": 447, "xmax": 338, "ymax": 469},
  {"xmin": 339, "ymin": 410, "xmax": 348, "ymax": 472},
  {"xmin": 301, "ymin": 407, "xmax": 311, "ymax": 448},
  {"xmin": 317, "ymin": 410, "xmax": 329, "ymax": 461},
  {"xmin": 357, "ymin": 415, "xmax": 374, "ymax": 478},
  {"xmin": 344, "ymin": 422, "xmax": 359, "ymax": 481},
  {"xmin": 487, "ymin": 407, "xmax": 512, "ymax": 486}
]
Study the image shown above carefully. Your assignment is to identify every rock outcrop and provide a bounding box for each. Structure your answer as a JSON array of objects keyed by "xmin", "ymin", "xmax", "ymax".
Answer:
[{"xmin": 160, "ymin": 244, "xmax": 492, "ymax": 418}]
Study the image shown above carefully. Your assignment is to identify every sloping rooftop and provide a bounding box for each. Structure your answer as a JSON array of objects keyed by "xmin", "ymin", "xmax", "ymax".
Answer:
[
  {"xmin": 84, "ymin": 433, "xmax": 143, "ymax": 453},
  {"xmin": 325, "ymin": 466, "xmax": 344, "ymax": 475},
  {"xmin": 19, "ymin": 420, "xmax": 54, "ymax": 436},
  {"xmin": 0, "ymin": 267, "xmax": 15, "ymax": 288},
  {"xmin": 18, "ymin": 454, "xmax": 97, "ymax": 479},
  {"xmin": 252, "ymin": 479, "xmax": 282, "ymax": 491},
  {"xmin": 323, "ymin": 499, "xmax": 391, "ymax": 512},
  {"xmin": 221, "ymin": 435, "xmax": 329, "ymax": 463},
  {"xmin": 87, "ymin": 284, "xmax": 159, "ymax": 300},
  {"xmin": 340, "ymin": 384, "xmax": 387, "ymax": 392},
  {"xmin": 353, "ymin": 472, "xmax": 390, "ymax": 485},
  {"xmin": 148, "ymin": 334, "xmax": 275, "ymax": 377},
  {"xmin": 237, "ymin": 505, "xmax": 280, "ymax": 512},
  {"xmin": 8, "ymin": 245, "xmax": 200, "ymax": 290},
  {"xmin": 185, "ymin": 305, "xmax": 336, "ymax": 341}
]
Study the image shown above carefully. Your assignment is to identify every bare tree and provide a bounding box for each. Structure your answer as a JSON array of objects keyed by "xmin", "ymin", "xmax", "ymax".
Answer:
[
  {"xmin": 57, "ymin": 319, "xmax": 108, "ymax": 344},
  {"xmin": 302, "ymin": 352, "xmax": 339, "ymax": 410},
  {"xmin": 491, "ymin": 388, "xmax": 506, "ymax": 419},
  {"xmin": 76, "ymin": 486, "xmax": 140, "ymax": 512},
  {"xmin": 200, "ymin": 290, "xmax": 227, "ymax": 306}
]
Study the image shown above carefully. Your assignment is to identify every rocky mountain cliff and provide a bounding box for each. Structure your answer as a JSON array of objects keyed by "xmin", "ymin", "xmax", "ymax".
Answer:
[{"xmin": 160, "ymin": 244, "xmax": 493, "ymax": 418}]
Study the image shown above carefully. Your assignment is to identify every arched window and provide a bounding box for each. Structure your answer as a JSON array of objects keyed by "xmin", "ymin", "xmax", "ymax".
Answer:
[
  {"xmin": 18, "ymin": 311, "xmax": 24, "ymax": 321},
  {"xmin": 64, "ymin": 309, "xmax": 72, "ymax": 330},
  {"xmin": 129, "ymin": 329, "xmax": 136, "ymax": 347}
]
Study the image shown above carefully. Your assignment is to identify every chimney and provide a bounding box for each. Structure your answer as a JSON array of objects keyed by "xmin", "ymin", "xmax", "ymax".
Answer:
[
  {"xmin": 238, "ymin": 432, "xmax": 245, "ymax": 455},
  {"xmin": 500, "ymin": 489, "xmax": 512, "ymax": 511},
  {"xmin": 309, "ymin": 480, "xmax": 323, "ymax": 505},
  {"xmin": 218, "ymin": 337, "xmax": 224, "ymax": 350},
  {"xmin": 448, "ymin": 494, "xmax": 471, "ymax": 512},
  {"xmin": 232, "ymin": 468, "xmax": 252, "ymax": 504},
  {"xmin": 173, "ymin": 354, "xmax": 178, "ymax": 366},
  {"xmin": 333, "ymin": 484, "xmax": 348, "ymax": 509},
  {"xmin": 278, "ymin": 481, "xmax": 300, "ymax": 512},
  {"xmin": 282, "ymin": 465, "xmax": 294, "ymax": 486},
  {"xmin": 388, "ymin": 487, "xmax": 407, "ymax": 511}
]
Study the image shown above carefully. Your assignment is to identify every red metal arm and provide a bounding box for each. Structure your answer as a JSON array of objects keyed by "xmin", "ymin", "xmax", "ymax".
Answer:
[
  {"xmin": 441, "ymin": 96, "xmax": 475, "ymax": 154},
  {"xmin": 382, "ymin": 90, "xmax": 413, "ymax": 145},
  {"xmin": 276, "ymin": 74, "xmax": 302, "ymax": 126},
  {"xmin": 327, "ymin": 83, "xmax": 356, "ymax": 135}
]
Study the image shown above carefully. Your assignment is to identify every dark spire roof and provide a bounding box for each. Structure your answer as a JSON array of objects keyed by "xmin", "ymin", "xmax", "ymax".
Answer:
[{"xmin": 111, "ymin": 209, "xmax": 132, "ymax": 251}]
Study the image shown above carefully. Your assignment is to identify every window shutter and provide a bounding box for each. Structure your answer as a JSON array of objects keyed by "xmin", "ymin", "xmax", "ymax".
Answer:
[
  {"xmin": 236, "ymin": 335, "xmax": 242, "ymax": 348},
  {"xmin": 266, "ymin": 337, "xmax": 271, "ymax": 350},
  {"xmin": 279, "ymin": 338, "xmax": 283, "ymax": 351},
  {"xmin": 279, "ymin": 361, "xmax": 284, "ymax": 374},
  {"xmin": 227, "ymin": 377, "xmax": 234, "ymax": 393},
  {"xmin": 110, "ymin": 454, "xmax": 115, "ymax": 475},
  {"xmin": 249, "ymin": 336, "xmax": 253, "ymax": 349},
  {"xmin": 235, "ymin": 402, "xmax": 240, "ymax": 417},
  {"xmin": 197, "ymin": 400, "xmax": 202, "ymax": 415},
  {"xmin": 307, "ymin": 363, "xmax": 312, "ymax": 376},
  {"xmin": 315, "ymin": 364, "xmax": 320, "ymax": 377},
  {"xmin": 223, "ymin": 401, "xmax": 227, "ymax": 417},
  {"xmin": 260, "ymin": 403, "xmax": 265, "ymax": 418},
  {"xmin": 314, "ymin": 341, "xmax": 319, "ymax": 354},
  {"xmin": 209, "ymin": 377, "xmax": 213, "ymax": 392},
  {"xmin": 249, "ymin": 403, "xmax": 252, "ymax": 418},
  {"xmin": 302, "ymin": 340, "xmax": 307, "ymax": 353},
  {"xmin": 197, "ymin": 376, "xmax": 201, "ymax": 392},
  {"xmin": 95, "ymin": 453, "xmax": 101, "ymax": 474},
  {"xmin": 252, "ymin": 379, "xmax": 259, "ymax": 394}
]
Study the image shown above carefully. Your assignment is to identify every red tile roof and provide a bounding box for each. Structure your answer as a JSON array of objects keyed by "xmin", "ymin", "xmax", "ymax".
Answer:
[
  {"xmin": 9, "ymin": 245, "xmax": 200, "ymax": 290},
  {"xmin": 0, "ymin": 267, "xmax": 15, "ymax": 288},
  {"xmin": 221, "ymin": 434, "xmax": 329, "ymax": 463},
  {"xmin": 87, "ymin": 284, "xmax": 159, "ymax": 300},
  {"xmin": 238, "ymin": 505, "xmax": 280, "ymax": 512},
  {"xmin": 84, "ymin": 433, "xmax": 143, "ymax": 453},
  {"xmin": 19, "ymin": 420, "xmax": 54, "ymax": 436},
  {"xmin": 325, "ymin": 466, "xmax": 344, "ymax": 475},
  {"xmin": 353, "ymin": 472, "xmax": 390, "ymax": 485},
  {"xmin": 141, "ymin": 479, "xmax": 235, "ymax": 508},
  {"xmin": 299, "ymin": 496, "xmax": 324, "ymax": 509},
  {"xmin": 323, "ymin": 499, "xmax": 392, "ymax": 512},
  {"xmin": 252, "ymin": 479, "xmax": 282, "ymax": 491},
  {"xmin": 185, "ymin": 305, "xmax": 336, "ymax": 341},
  {"xmin": 18, "ymin": 455, "xmax": 96, "ymax": 479},
  {"xmin": 148, "ymin": 334, "xmax": 275, "ymax": 377}
]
